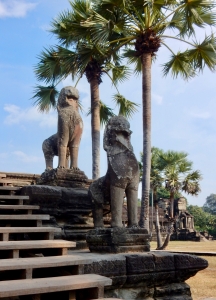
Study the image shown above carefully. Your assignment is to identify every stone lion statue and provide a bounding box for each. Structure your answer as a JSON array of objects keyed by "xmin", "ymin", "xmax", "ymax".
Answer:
[
  {"xmin": 42, "ymin": 133, "xmax": 70, "ymax": 170},
  {"xmin": 57, "ymin": 86, "xmax": 83, "ymax": 169},
  {"xmin": 89, "ymin": 115, "xmax": 139, "ymax": 228}
]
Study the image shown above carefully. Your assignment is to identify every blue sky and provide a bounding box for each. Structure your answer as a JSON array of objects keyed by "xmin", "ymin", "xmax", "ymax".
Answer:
[{"xmin": 0, "ymin": 0, "xmax": 216, "ymax": 207}]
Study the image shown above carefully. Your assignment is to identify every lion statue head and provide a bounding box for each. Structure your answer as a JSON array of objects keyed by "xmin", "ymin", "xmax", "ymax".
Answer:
[
  {"xmin": 57, "ymin": 86, "xmax": 79, "ymax": 109},
  {"xmin": 103, "ymin": 115, "xmax": 133, "ymax": 154}
]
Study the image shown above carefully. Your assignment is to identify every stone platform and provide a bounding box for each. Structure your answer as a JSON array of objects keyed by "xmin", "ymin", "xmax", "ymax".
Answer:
[
  {"xmin": 20, "ymin": 184, "xmax": 94, "ymax": 248},
  {"xmin": 86, "ymin": 227, "xmax": 150, "ymax": 253},
  {"xmin": 69, "ymin": 250, "xmax": 208, "ymax": 300},
  {"xmin": 36, "ymin": 168, "xmax": 92, "ymax": 189}
]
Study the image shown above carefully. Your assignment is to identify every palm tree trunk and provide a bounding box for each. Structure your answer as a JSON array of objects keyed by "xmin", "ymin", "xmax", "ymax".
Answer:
[
  {"xmin": 90, "ymin": 78, "xmax": 100, "ymax": 180},
  {"xmin": 139, "ymin": 53, "xmax": 152, "ymax": 232},
  {"xmin": 154, "ymin": 198, "xmax": 163, "ymax": 249},
  {"xmin": 170, "ymin": 191, "xmax": 175, "ymax": 219}
]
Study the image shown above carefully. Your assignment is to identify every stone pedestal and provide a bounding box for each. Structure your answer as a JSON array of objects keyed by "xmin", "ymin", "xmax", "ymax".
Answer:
[
  {"xmin": 86, "ymin": 227, "xmax": 150, "ymax": 253},
  {"xmin": 20, "ymin": 184, "xmax": 94, "ymax": 249},
  {"xmin": 36, "ymin": 168, "xmax": 91, "ymax": 189},
  {"xmin": 68, "ymin": 250, "xmax": 208, "ymax": 300}
]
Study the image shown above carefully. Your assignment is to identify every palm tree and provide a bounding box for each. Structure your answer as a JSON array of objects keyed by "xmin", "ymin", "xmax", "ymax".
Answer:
[
  {"xmin": 158, "ymin": 150, "xmax": 202, "ymax": 219},
  {"xmin": 84, "ymin": 0, "xmax": 216, "ymax": 230},
  {"xmin": 33, "ymin": 0, "xmax": 138, "ymax": 179}
]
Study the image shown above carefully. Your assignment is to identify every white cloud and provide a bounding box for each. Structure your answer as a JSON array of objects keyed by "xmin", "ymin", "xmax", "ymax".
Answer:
[
  {"xmin": 13, "ymin": 151, "xmax": 42, "ymax": 163},
  {"xmin": 0, "ymin": 0, "xmax": 37, "ymax": 18},
  {"xmin": 3, "ymin": 104, "xmax": 57, "ymax": 128}
]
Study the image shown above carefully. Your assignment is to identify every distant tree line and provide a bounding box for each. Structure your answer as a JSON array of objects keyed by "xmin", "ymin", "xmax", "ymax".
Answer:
[
  {"xmin": 139, "ymin": 147, "xmax": 202, "ymax": 249},
  {"xmin": 188, "ymin": 194, "xmax": 216, "ymax": 237},
  {"xmin": 139, "ymin": 147, "xmax": 201, "ymax": 217}
]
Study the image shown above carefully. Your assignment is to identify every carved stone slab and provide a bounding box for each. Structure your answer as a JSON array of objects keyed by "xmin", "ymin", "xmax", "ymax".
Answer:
[
  {"xmin": 86, "ymin": 227, "xmax": 150, "ymax": 253},
  {"xmin": 36, "ymin": 168, "xmax": 90, "ymax": 189},
  {"xmin": 68, "ymin": 251, "xmax": 208, "ymax": 299},
  {"xmin": 174, "ymin": 253, "xmax": 208, "ymax": 270}
]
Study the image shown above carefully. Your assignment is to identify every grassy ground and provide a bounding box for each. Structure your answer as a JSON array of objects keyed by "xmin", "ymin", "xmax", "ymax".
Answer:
[{"xmin": 150, "ymin": 241, "xmax": 216, "ymax": 300}]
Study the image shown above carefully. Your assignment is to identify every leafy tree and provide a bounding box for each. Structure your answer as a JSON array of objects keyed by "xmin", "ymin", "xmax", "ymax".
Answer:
[
  {"xmin": 203, "ymin": 193, "xmax": 216, "ymax": 215},
  {"xmin": 157, "ymin": 187, "xmax": 181, "ymax": 201},
  {"xmin": 84, "ymin": 0, "xmax": 216, "ymax": 230},
  {"xmin": 158, "ymin": 150, "xmax": 202, "ymax": 219},
  {"xmin": 33, "ymin": 0, "xmax": 138, "ymax": 179},
  {"xmin": 140, "ymin": 148, "xmax": 200, "ymax": 248},
  {"xmin": 187, "ymin": 205, "xmax": 216, "ymax": 234}
]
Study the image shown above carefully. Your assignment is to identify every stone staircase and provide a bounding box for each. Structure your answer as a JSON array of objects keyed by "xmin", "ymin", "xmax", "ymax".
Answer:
[{"xmin": 0, "ymin": 184, "xmax": 113, "ymax": 300}]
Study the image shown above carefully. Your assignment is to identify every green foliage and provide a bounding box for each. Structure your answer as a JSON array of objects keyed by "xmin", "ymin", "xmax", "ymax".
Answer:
[
  {"xmin": 187, "ymin": 205, "xmax": 216, "ymax": 235},
  {"xmin": 203, "ymin": 193, "xmax": 216, "ymax": 215},
  {"xmin": 139, "ymin": 147, "xmax": 201, "ymax": 203},
  {"xmin": 33, "ymin": 0, "xmax": 139, "ymax": 124},
  {"xmin": 87, "ymin": 100, "xmax": 115, "ymax": 126},
  {"xmin": 157, "ymin": 150, "xmax": 202, "ymax": 197},
  {"xmin": 112, "ymin": 94, "xmax": 139, "ymax": 119},
  {"xmin": 156, "ymin": 187, "xmax": 181, "ymax": 201},
  {"xmin": 87, "ymin": 0, "xmax": 216, "ymax": 78},
  {"xmin": 32, "ymin": 85, "xmax": 59, "ymax": 112}
]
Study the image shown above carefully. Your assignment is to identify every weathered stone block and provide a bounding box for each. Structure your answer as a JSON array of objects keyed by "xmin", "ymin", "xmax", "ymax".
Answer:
[
  {"xmin": 86, "ymin": 227, "xmax": 150, "ymax": 253},
  {"xmin": 105, "ymin": 287, "xmax": 154, "ymax": 300},
  {"xmin": 126, "ymin": 273, "xmax": 157, "ymax": 287},
  {"xmin": 126, "ymin": 254, "xmax": 155, "ymax": 274},
  {"xmin": 154, "ymin": 282, "xmax": 192, "ymax": 300},
  {"xmin": 152, "ymin": 252, "xmax": 175, "ymax": 272},
  {"xmin": 151, "ymin": 271, "xmax": 176, "ymax": 286},
  {"xmin": 36, "ymin": 168, "xmax": 91, "ymax": 189},
  {"xmin": 174, "ymin": 253, "xmax": 208, "ymax": 270},
  {"xmin": 83, "ymin": 253, "xmax": 127, "ymax": 286}
]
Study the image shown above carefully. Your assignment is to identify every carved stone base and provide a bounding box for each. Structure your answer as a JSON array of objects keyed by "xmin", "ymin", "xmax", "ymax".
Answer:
[
  {"xmin": 36, "ymin": 168, "xmax": 91, "ymax": 189},
  {"xmin": 86, "ymin": 227, "xmax": 150, "ymax": 253},
  {"xmin": 71, "ymin": 250, "xmax": 208, "ymax": 299}
]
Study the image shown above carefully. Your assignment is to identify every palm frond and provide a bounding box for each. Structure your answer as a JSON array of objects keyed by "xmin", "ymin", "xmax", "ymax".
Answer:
[
  {"xmin": 50, "ymin": 0, "xmax": 92, "ymax": 46},
  {"xmin": 99, "ymin": 101, "xmax": 115, "ymax": 126},
  {"xmin": 158, "ymin": 150, "xmax": 188, "ymax": 170},
  {"xmin": 34, "ymin": 47, "xmax": 63, "ymax": 84},
  {"xmin": 32, "ymin": 85, "xmax": 59, "ymax": 112},
  {"xmin": 110, "ymin": 64, "xmax": 131, "ymax": 84},
  {"xmin": 162, "ymin": 50, "xmax": 196, "ymax": 79},
  {"xmin": 113, "ymin": 93, "xmax": 139, "ymax": 118},
  {"xmin": 123, "ymin": 49, "xmax": 142, "ymax": 75},
  {"xmin": 87, "ymin": 100, "xmax": 115, "ymax": 126},
  {"xmin": 57, "ymin": 46, "xmax": 81, "ymax": 78},
  {"xmin": 182, "ymin": 170, "xmax": 202, "ymax": 195},
  {"xmin": 187, "ymin": 35, "xmax": 216, "ymax": 71},
  {"xmin": 175, "ymin": 0, "xmax": 216, "ymax": 36}
]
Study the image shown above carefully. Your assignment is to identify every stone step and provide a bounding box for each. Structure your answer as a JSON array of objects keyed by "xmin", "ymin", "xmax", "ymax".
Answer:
[
  {"xmin": 0, "ymin": 239, "xmax": 76, "ymax": 258},
  {"xmin": 0, "ymin": 254, "xmax": 92, "ymax": 279},
  {"xmin": 0, "ymin": 194, "xmax": 29, "ymax": 205},
  {"xmin": 0, "ymin": 226, "xmax": 61, "ymax": 241},
  {"xmin": 0, "ymin": 274, "xmax": 112, "ymax": 299},
  {"xmin": 0, "ymin": 214, "xmax": 50, "ymax": 220},
  {"xmin": 0, "ymin": 178, "xmax": 26, "ymax": 185},
  {"xmin": 0, "ymin": 195, "xmax": 29, "ymax": 199},
  {"xmin": 0, "ymin": 204, "xmax": 39, "ymax": 210},
  {"xmin": 0, "ymin": 186, "xmax": 20, "ymax": 190},
  {"xmin": 0, "ymin": 226, "xmax": 61, "ymax": 233}
]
